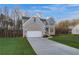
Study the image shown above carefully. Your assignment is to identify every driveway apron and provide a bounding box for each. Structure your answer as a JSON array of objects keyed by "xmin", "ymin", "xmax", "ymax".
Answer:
[{"xmin": 27, "ymin": 37, "xmax": 79, "ymax": 55}]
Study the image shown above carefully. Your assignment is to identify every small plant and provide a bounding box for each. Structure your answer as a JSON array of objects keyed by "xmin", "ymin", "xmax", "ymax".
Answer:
[{"xmin": 43, "ymin": 35, "xmax": 48, "ymax": 38}]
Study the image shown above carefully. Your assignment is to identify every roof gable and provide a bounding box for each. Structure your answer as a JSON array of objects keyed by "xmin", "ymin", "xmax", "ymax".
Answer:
[
  {"xmin": 23, "ymin": 16, "xmax": 45, "ymax": 28},
  {"xmin": 22, "ymin": 16, "xmax": 48, "ymax": 25}
]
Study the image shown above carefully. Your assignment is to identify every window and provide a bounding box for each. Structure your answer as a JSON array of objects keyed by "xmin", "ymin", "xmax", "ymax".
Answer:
[
  {"xmin": 34, "ymin": 17, "xmax": 36, "ymax": 22},
  {"xmin": 45, "ymin": 27, "xmax": 48, "ymax": 32},
  {"xmin": 50, "ymin": 28, "xmax": 53, "ymax": 32}
]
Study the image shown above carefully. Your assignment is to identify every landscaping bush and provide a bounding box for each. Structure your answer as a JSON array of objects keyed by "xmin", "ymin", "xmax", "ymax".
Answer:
[{"xmin": 43, "ymin": 35, "xmax": 48, "ymax": 38}]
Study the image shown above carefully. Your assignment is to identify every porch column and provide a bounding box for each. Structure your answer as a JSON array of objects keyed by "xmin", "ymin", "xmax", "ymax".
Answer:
[
  {"xmin": 53, "ymin": 25, "xmax": 55, "ymax": 35},
  {"xmin": 48, "ymin": 25, "xmax": 50, "ymax": 36}
]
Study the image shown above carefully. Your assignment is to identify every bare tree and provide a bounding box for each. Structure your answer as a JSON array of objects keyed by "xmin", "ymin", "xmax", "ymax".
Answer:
[
  {"xmin": 2, "ymin": 6, "xmax": 9, "ymax": 37},
  {"xmin": 11, "ymin": 6, "xmax": 22, "ymax": 37},
  {"xmin": 12, "ymin": 6, "xmax": 22, "ymax": 29}
]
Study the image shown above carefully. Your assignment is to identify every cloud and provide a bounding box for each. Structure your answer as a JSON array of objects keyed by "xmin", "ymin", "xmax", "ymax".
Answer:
[
  {"xmin": 27, "ymin": 9, "xmax": 50, "ymax": 14},
  {"xmin": 41, "ymin": 5, "xmax": 66, "ymax": 12},
  {"xmin": 26, "ymin": 10, "xmax": 43, "ymax": 16},
  {"xmin": 20, "ymin": 4, "xmax": 79, "ymax": 21},
  {"xmin": 68, "ymin": 11, "xmax": 79, "ymax": 19},
  {"xmin": 66, "ymin": 4, "xmax": 79, "ymax": 7},
  {"xmin": 26, "ymin": 5, "xmax": 66, "ymax": 11},
  {"xmin": 57, "ymin": 10, "xmax": 79, "ymax": 21}
]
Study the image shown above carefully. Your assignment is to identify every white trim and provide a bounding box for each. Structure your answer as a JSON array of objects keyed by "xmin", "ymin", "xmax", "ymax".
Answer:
[
  {"xmin": 23, "ymin": 16, "xmax": 45, "ymax": 27},
  {"xmin": 26, "ymin": 31, "xmax": 42, "ymax": 37},
  {"xmin": 23, "ymin": 16, "xmax": 33, "ymax": 27}
]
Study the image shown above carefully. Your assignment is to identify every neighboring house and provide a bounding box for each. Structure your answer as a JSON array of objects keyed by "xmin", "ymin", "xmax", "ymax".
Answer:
[
  {"xmin": 72, "ymin": 24, "xmax": 79, "ymax": 34},
  {"xmin": 22, "ymin": 15, "xmax": 55, "ymax": 37},
  {"xmin": 68, "ymin": 26, "xmax": 74, "ymax": 34}
]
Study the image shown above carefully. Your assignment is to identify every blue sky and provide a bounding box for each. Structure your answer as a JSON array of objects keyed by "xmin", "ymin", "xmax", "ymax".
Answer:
[{"xmin": 0, "ymin": 4, "xmax": 79, "ymax": 22}]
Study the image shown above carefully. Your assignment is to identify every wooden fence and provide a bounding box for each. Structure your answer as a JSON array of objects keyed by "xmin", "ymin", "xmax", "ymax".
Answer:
[{"xmin": 0, "ymin": 30, "xmax": 23, "ymax": 37}]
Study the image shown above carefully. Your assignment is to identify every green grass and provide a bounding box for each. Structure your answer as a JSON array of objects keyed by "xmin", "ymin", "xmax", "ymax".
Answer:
[
  {"xmin": 0, "ymin": 37, "xmax": 36, "ymax": 55},
  {"xmin": 49, "ymin": 34, "xmax": 79, "ymax": 49}
]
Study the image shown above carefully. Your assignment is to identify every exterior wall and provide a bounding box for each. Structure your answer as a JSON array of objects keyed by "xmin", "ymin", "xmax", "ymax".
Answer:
[
  {"xmin": 72, "ymin": 25, "xmax": 79, "ymax": 34},
  {"xmin": 23, "ymin": 16, "xmax": 55, "ymax": 37},
  {"xmin": 23, "ymin": 29, "xmax": 26, "ymax": 37},
  {"xmin": 48, "ymin": 25, "xmax": 55, "ymax": 36},
  {"xmin": 23, "ymin": 16, "xmax": 45, "ymax": 37}
]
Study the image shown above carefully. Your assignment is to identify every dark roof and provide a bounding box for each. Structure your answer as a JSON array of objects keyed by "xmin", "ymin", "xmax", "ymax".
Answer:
[
  {"xmin": 22, "ymin": 16, "xmax": 48, "ymax": 25},
  {"xmin": 47, "ymin": 17, "xmax": 55, "ymax": 25},
  {"xmin": 22, "ymin": 16, "xmax": 55, "ymax": 25},
  {"xmin": 22, "ymin": 16, "xmax": 46, "ymax": 21},
  {"xmin": 22, "ymin": 16, "xmax": 30, "ymax": 20}
]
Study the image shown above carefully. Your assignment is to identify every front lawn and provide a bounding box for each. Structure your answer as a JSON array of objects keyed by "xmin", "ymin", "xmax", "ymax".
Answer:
[
  {"xmin": 49, "ymin": 34, "xmax": 79, "ymax": 49},
  {"xmin": 0, "ymin": 37, "xmax": 36, "ymax": 55}
]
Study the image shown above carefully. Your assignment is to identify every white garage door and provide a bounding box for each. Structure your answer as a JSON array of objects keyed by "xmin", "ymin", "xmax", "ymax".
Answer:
[{"xmin": 27, "ymin": 31, "xmax": 42, "ymax": 37}]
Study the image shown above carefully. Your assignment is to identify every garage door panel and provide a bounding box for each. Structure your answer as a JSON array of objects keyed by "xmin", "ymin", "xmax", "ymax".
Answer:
[{"xmin": 27, "ymin": 31, "xmax": 42, "ymax": 37}]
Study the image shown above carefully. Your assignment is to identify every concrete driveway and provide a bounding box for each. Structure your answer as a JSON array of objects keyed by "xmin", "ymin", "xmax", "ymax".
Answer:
[{"xmin": 27, "ymin": 37, "xmax": 79, "ymax": 55}]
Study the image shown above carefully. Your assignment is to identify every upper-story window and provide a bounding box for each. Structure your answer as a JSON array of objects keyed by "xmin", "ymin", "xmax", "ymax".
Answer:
[
  {"xmin": 45, "ymin": 27, "xmax": 48, "ymax": 32},
  {"xmin": 34, "ymin": 17, "xmax": 36, "ymax": 23}
]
